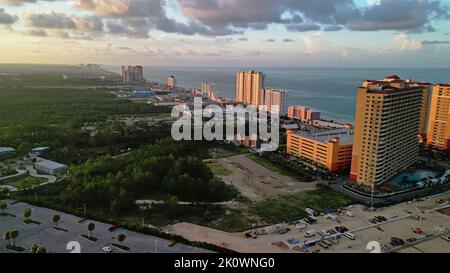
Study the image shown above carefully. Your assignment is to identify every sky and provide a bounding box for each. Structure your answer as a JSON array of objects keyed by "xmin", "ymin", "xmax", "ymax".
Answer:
[{"xmin": 0, "ymin": 0, "xmax": 450, "ymax": 67}]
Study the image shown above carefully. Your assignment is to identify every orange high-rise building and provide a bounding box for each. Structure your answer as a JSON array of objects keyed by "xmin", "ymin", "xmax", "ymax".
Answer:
[
  {"xmin": 286, "ymin": 129, "xmax": 353, "ymax": 172},
  {"xmin": 350, "ymin": 77, "xmax": 425, "ymax": 188},
  {"xmin": 426, "ymin": 84, "xmax": 450, "ymax": 150},
  {"xmin": 236, "ymin": 71, "xmax": 265, "ymax": 107}
]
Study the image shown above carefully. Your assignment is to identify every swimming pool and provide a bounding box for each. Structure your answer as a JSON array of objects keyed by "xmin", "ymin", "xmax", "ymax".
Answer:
[{"xmin": 390, "ymin": 170, "xmax": 438, "ymax": 186}]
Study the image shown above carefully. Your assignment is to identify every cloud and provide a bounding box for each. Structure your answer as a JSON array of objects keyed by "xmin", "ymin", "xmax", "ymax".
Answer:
[
  {"xmin": 0, "ymin": 8, "xmax": 19, "ymax": 24},
  {"xmin": 24, "ymin": 11, "xmax": 76, "ymax": 29},
  {"xmin": 393, "ymin": 33, "xmax": 423, "ymax": 50},
  {"xmin": 345, "ymin": 0, "xmax": 449, "ymax": 32},
  {"xmin": 0, "ymin": 0, "xmax": 65, "ymax": 6},
  {"xmin": 27, "ymin": 29, "xmax": 47, "ymax": 36},
  {"xmin": 177, "ymin": 0, "xmax": 449, "ymax": 34}
]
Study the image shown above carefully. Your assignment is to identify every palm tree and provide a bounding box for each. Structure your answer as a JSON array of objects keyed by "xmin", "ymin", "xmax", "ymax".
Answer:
[
  {"xmin": 0, "ymin": 201, "xmax": 7, "ymax": 213},
  {"xmin": 87, "ymin": 223, "xmax": 95, "ymax": 238},
  {"xmin": 52, "ymin": 214, "xmax": 61, "ymax": 228},
  {"xmin": 31, "ymin": 243, "xmax": 39, "ymax": 253},
  {"xmin": 36, "ymin": 246, "xmax": 47, "ymax": 253},
  {"xmin": 10, "ymin": 230, "xmax": 19, "ymax": 247},
  {"xmin": 23, "ymin": 208, "xmax": 32, "ymax": 221},
  {"xmin": 3, "ymin": 231, "xmax": 11, "ymax": 247},
  {"xmin": 117, "ymin": 234, "xmax": 126, "ymax": 245}
]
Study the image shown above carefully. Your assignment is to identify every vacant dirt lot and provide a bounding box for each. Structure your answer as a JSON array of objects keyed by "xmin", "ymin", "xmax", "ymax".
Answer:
[{"xmin": 216, "ymin": 154, "xmax": 317, "ymax": 201}]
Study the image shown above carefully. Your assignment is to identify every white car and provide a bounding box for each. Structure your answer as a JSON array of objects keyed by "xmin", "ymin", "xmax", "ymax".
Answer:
[
  {"xmin": 344, "ymin": 232, "xmax": 356, "ymax": 240},
  {"xmin": 102, "ymin": 246, "xmax": 112, "ymax": 253},
  {"xmin": 441, "ymin": 235, "xmax": 450, "ymax": 242}
]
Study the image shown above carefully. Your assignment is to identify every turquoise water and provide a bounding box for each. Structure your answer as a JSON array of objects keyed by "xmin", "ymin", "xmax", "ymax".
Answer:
[
  {"xmin": 111, "ymin": 67, "xmax": 450, "ymax": 124},
  {"xmin": 390, "ymin": 170, "xmax": 438, "ymax": 186}
]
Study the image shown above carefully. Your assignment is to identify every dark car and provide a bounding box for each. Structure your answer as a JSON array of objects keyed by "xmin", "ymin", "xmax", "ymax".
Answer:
[
  {"xmin": 390, "ymin": 237, "xmax": 405, "ymax": 246},
  {"xmin": 108, "ymin": 224, "xmax": 119, "ymax": 232},
  {"xmin": 340, "ymin": 226, "xmax": 349, "ymax": 232}
]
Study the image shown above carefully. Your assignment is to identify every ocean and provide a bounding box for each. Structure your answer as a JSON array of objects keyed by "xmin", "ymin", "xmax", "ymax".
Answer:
[{"xmin": 118, "ymin": 66, "xmax": 450, "ymax": 124}]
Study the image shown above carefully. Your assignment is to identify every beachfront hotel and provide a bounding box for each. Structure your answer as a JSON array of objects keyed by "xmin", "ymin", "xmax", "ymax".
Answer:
[
  {"xmin": 236, "ymin": 70, "xmax": 265, "ymax": 107},
  {"xmin": 288, "ymin": 106, "xmax": 321, "ymax": 121},
  {"xmin": 426, "ymin": 84, "xmax": 450, "ymax": 150},
  {"xmin": 286, "ymin": 129, "xmax": 353, "ymax": 172},
  {"xmin": 261, "ymin": 89, "xmax": 288, "ymax": 115},
  {"xmin": 350, "ymin": 76, "xmax": 425, "ymax": 188}
]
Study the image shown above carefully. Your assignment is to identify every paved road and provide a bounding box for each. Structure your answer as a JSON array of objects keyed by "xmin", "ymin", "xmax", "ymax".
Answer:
[
  {"xmin": 26, "ymin": 166, "xmax": 57, "ymax": 184},
  {"xmin": 0, "ymin": 201, "xmax": 212, "ymax": 253}
]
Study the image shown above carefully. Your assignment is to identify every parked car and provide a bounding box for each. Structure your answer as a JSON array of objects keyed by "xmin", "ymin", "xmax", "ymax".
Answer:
[
  {"xmin": 390, "ymin": 237, "xmax": 405, "ymax": 246},
  {"xmin": 102, "ymin": 246, "xmax": 112, "ymax": 253},
  {"xmin": 305, "ymin": 229, "xmax": 317, "ymax": 238},
  {"xmin": 344, "ymin": 232, "xmax": 356, "ymax": 240},
  {"xmin": 413, "ymin": 228, "xmax": 423, "ymax": 234},
  {"xmin": 296, "ymin": 220, "xmax": 307, "ymax": 230},
  {"xmin": 318, "ymin": 241, "xmax": 329, "ymax": 249},
  {"xmin": 108, "ymin": 224, "xmax": 119, "ymax": 232},
  {"xmin": 322, "ymin": 239, "xmax": 333, "ymax": 246},
  {"xmin": 441, "ymin": 235, "xmax": 450, "ymax": 242}
]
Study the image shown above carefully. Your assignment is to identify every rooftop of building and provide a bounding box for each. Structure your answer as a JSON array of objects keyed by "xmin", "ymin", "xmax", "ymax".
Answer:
[
  {"xmin": 0, "ymin": 147, "xmax": 16, "ymax": 153},
  {"xmin": 31, "ymin": 147, "xmax": 50, "ymax": 152},
  {"xmin": 35, "ymin": 158, "xmax": 67, "ymax": 170},
  {"xmin": 291, "ymin": 128, "xmax": 354, "ymax": 145}
]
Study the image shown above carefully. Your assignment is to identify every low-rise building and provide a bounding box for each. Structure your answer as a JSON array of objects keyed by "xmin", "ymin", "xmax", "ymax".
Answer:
[
  {"xmin": 288, "ymin": 106, "xmax": 320, "ymax": 121},
  {"xmin": 34, "ymin": 158, "xmax": 67, "ymax": 176},
  {"xmin": 286, "ymin": 129, "xmax": 353, "ymax": 172},
  {"xmin": 0, "ymin": 147, "xmax": 16, "ymax": 157}
]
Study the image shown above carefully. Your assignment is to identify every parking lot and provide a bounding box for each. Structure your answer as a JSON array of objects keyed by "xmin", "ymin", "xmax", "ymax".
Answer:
[
  {"xmin": 0, "ymin": 201, "xmax": 211, "ymax": 253},
  {"xmin": 171, "ymin": 191, "xmax": 450, "ymax": 253}
]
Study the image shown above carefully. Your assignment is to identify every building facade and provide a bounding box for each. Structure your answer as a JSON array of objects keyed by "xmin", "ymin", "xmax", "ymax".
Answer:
[
  {"xmin": 350, "ymin": 79, "xmax": 425, "ymax": 188},
  {"xmin": 286, "ymin": 129, "xmax": 353, "ymax": 172},
  {"xmin": 261, "ymin": 89, "xmax": 288, "ymax": 115},
  {"xmin": 168, "ymin": 75, "xmax": 176, "ymax": 89},
  {"xmin": 236, "ymin": 71, "xmax": 265, "ymax": 106},
  {"xmin": 201, "ymin": 82, "xmax": 215, "ymax": 99},
  {"xmin": 34, "ymin": 158, "xmax": 67, "ymax": 176},
  {"xmin": 426, "ymin": 84, "xmax": 450, "ymax": 150},
  {"xmin": 288, "ymin": 106, "xmax": 321, "ymax": 121},
  {"xmin": 121, "ymin": 65, "xmax": 144, "ymax": 83}
]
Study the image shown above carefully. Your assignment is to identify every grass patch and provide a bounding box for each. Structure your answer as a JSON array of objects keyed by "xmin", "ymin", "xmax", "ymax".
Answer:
[
  {"xmin": 246, "ymin": 154, "xmax": 312, "ymax": 182},
  {"xmin": 80, "ymin": 234, "xmax": 98, "ymax": 242},
  {"xmin": 53, "ymin": 227, "xmax": 69, "ymax": 232},
  {"xmin": 5, "ymin": 245, "xmax": 26, "ymax": 252},
  {"xmin": 253, "ymin": 185, "xmax": 355, "ymax": 224},
  {"xmin": 0, "ymin": 212, "xmax": 16, "ymax": 217},
  {"xmin": 208, "ymin": 163, "xmax": 232, "ymax": 176},
  {"xmin": 1, "ymin": 176, "xmax": 46, "ymax": 190},
  {"xmin": 23, "ymin": 219, "xmax": 41, "ymax": 225},
  {"xmin": 112, "ymin": 243, "xmax": 130, "ymax": 251}
]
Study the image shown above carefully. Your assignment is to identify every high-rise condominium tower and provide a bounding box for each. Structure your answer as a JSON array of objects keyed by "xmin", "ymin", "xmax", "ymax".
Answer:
[
  {"xmin": 261, "ymin": 89, "xmax": 288, "ymax": 115},
  {"xmin": 168, "ymin": 75, "xmax": 176, "ymax": 89},
  {"xmin": 427, "ymin": 84, "xmax": 450, "ymax": 150},
  {"xmin": 350, "ymin": 76, "xmax": 425, "ymax": 189},
  {"xmin": 236, "ymin": 71, "xmax": 265, "ymax": 107},
  {"xmin": 121, "ymin": 65, "xmax": 143, "ymax": 83}
]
